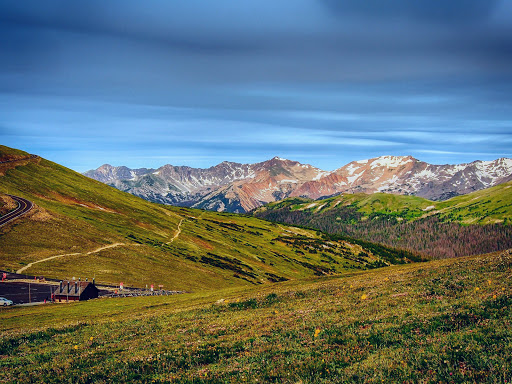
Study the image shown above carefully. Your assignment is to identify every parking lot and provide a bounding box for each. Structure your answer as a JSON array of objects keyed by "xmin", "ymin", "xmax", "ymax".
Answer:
[{"xmin": 0, "ymin": 281, "xmax": 55, "ymax": 304}]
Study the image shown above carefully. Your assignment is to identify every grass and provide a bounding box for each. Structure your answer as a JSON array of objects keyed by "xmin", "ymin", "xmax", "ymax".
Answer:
[
  {"xmin": 257, "ymin": 182, "xmax": 512, "ymax": 225},
  {"xmin": 1, "ymin": 250, "xmax": 511, "ymax": 383},
  {"xmin": 0, "ymin": 145, "xmax": 414, "ymax": 291},
  {"xmin": 253, "ymin": 184, "xmax": 512, "ymax": 259},
  {"xmin": 436, "ymin": 182, "xmax": 512, "ymax": 225},
  {"xmin": 284, "ymin": 193, "xmax": 434, "ymax": 221}
]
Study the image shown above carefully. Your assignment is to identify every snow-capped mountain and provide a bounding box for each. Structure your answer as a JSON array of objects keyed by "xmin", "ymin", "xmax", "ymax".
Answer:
[
  {"xmin": 193, "ymin": 157, "xmax": 328, "ymax": 212},
  {"xmin": 84, "ymin": 157, "xmax": 326, "ymax": 211},
  {"xmin": 84, "ymin": 164, "xmax": 154, "ymax": 183},
  {"xmin": 84, "ymin": 156, "xmax": 512, "ymax": 213}
]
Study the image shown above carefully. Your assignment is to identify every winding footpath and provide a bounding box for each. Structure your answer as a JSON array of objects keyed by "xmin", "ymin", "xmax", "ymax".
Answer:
[
  {"xmin": 166, "ymin": 218, "xmax": 184, "ymax": 244},
  {"xmin": 16, "ymin": 252, "xmax": 82, "ymax": 274},
  {"xmin": 0, "ymin": 194, "xmax": 33, "ymax": 228},
  {"xmin": 15, "ymin": 243, "xmax": 134, "ymax": 274}
]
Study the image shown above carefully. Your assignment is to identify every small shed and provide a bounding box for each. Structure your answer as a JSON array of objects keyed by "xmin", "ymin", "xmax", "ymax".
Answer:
[{"xmin": 54, "ymin": 280, "xmax": 99, "ymax": 302}]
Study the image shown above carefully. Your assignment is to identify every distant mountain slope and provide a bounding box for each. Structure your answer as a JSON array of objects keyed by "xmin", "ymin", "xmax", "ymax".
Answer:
[
  {"xmin": 294, "ymin": 156, "xmax": 512, "ymax": 201},
  {"xmin": 252, "ymin": 182, "xmax": 512, "ymax": 259},
  {"xmin": 0, "ymin": 145, "xmax": 417, "ymax": 291},
  {"xmin": 84, "ymin": 156, "xmax": 512, "ymax": 213}
]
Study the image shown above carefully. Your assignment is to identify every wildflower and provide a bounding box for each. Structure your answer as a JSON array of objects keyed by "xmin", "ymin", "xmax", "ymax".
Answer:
[
  {"xmin": 493, "ymin": 295, "xmax": 497, "ymax": 299},
  {"xmin": 74, "ymin": 345, "xmax": 78, "ymax": 350},
  {"xmin": 314, "ymin": 329, "xmax": 321, "ymax": 338},
  {"xmin": 89, "ymin": 337, "xmax": 94, "ymax": 341},
  {"xmin": 361, "ymin": 294, "xmax": 368, "ymax": 300},
  {"xmin": 475, "ymin": 287, "xmax": 480, "ymax": 291},
  {"xmin": 488, "ymin": 280, "xmax": 492, "ymax": 285}
]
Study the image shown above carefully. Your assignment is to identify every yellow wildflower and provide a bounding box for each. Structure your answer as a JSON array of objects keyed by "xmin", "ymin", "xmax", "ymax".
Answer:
[
  {"xmin": 73, "ymin": 345, "xmax": 78, "ymax": 350},
  {"xmin": 314, "ymin": 329, "xmax": 321, "ymax": 338},
  {"xmin": 361, "ymin": 294, "xmax": 368, "ymax": 300},
  {"xmin": 475, "ymin": 287, "xmax": 480, "ymax": 291}
]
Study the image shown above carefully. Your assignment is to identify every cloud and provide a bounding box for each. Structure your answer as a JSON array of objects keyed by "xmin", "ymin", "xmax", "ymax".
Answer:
[
  {"xmin": 321, "ymin": 0, "xmax": 500, "ymax": 23},
  {"xmin": 0, "ymin": 2, "xmax": 511, "ymax": 171}
]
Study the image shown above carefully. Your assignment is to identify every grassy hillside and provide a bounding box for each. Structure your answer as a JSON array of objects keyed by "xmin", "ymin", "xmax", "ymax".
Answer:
[
  {"xmin": 0, "ymin": 146, "xmax": 416, "ymax": 291},
  {"xmin": 258, "ymin": 184, "xmax": 512, "ymax": 224},
  {"xmin": 1, "ymin": 249, "xmax": 510, "ymax": 383},
  {"xmin": 253, "ymin": 185, "xmax": 512, "ymax": 259},
  {"xmin": 435, "ymin": 181, "xmax": 512, "ymax": 224}
]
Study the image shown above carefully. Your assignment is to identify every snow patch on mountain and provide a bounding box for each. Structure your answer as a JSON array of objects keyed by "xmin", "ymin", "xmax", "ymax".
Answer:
[
  {"xmin": 84, "ymin": 155, "xmax": 512, "ymax": 213},
  {"xmin": 347, "ymin": 171, "xmax": 365, "ymax": 184},
  {"xmin": 370, "ymin": 156, "xmax": 413, "ymax": 169}
]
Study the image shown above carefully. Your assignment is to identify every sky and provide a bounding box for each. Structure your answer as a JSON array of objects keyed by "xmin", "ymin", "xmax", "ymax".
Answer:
[{"xmin": 1, "ymin": 1, "xmax": 512, "ymax": 172}]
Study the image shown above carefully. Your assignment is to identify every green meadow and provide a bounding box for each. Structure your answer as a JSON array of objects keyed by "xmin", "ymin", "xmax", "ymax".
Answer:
[{"xmin": 1, "ymin": 250, "xmax": 511, "ymax": 383}]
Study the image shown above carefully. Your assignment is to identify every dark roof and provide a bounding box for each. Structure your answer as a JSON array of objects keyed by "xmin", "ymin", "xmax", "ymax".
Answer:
[{"xmin": 55, "ymin": 281, "xmax": 97, "ymax": 297}]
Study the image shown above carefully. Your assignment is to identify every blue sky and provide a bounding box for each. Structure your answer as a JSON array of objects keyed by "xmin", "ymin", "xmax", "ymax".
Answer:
[{"xmin": 1, "ymin": 1, "xmax": 512, "ymax": 172}]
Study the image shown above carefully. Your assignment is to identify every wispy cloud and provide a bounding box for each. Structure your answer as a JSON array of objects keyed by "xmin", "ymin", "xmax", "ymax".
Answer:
[{"xmin": 0, "ymin": 1, "xmax": 511, "ymax": 171}]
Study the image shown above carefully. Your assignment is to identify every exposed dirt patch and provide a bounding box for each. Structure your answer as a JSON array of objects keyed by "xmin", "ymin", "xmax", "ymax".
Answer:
[
  {"xmin": 48, "ymin": 191, "xmax": 119, "ymax": 213},
  {"xmin": 28, "ymin": 205, "xmax": 54, "ymax": 222},
  {"xmin": 188, "ymin": 235, "xmax": 214, "ymax": 250},
  {"xmin": 0, "ymin": 195, "xmax": 16, "ymax": 215},
  {"xmin": 135, "ymin": 221, "xmax": 155, "ymax": 230}
]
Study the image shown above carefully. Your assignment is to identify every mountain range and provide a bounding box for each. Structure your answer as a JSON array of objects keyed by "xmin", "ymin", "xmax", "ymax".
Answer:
[{"xmin": 85, "ymin": 156, "xmax": 512, "ymax": 213}]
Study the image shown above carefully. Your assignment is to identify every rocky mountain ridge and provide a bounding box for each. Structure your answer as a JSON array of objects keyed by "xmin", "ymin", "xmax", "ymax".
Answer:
[{"xmin": 84, "ymin": 156, "xmax": 512, "ymax": 213}]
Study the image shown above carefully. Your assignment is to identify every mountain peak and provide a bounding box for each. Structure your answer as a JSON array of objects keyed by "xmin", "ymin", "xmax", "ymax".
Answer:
[{"xmin": 97, "ymin": 164, "xmax": 114, "ymax": 170}]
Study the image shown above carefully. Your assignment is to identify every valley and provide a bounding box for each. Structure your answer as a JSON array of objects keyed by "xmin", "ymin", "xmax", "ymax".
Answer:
[
  {"xmin": 1, "ymin": 145, "xmax": 511, "ymax": 383},
  {"xmin": 253, "ymin": 184, "xmax": 512, "ymax": 259},
  {"xmin": 0, "ymin": 146, "xmax": 415, "ymax": 292}
]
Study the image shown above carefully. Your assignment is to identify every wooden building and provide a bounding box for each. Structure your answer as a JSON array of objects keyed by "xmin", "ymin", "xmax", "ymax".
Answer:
[{"xmin": 54, "ymin": 280, "xmax": 99, "ymax": 302}]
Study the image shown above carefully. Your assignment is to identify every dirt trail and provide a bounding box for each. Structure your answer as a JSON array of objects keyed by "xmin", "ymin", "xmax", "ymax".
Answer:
[
  {"xmin": 86, "ymin": 243, "xmax": 126, "ymax": 255},
  {"xmin": 16, "ymin": 253, "xmax": 82, "ymax": 274},
  {"xmin": 16, "ymin": 243, "xmax": 138, "ymax": 274},
  {"xmin": 167, "ymin": 218, "xmax": 184, "ymax": 244}
]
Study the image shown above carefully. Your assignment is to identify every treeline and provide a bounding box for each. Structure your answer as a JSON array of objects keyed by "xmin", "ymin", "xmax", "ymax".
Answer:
[{"xmin": 254, "ymin": 206, "xmax": 512, "ymax": 259}]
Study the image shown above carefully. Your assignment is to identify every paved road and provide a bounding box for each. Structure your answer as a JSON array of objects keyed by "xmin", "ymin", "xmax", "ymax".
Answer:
[{"xmin": 0, "ymin": 195, "xmax": 33, "ymax": 227}]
